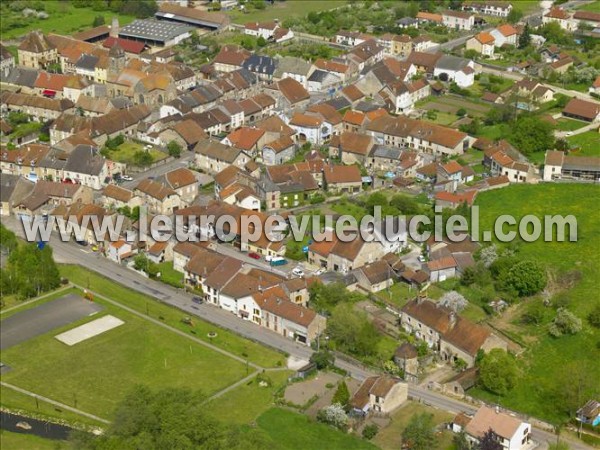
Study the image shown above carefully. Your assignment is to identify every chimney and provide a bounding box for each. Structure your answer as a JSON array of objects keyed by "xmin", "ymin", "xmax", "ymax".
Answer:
[
  {"xmin": 110, "ymin": 17, "xmax": 119, "ymax": 39},
  {"xmin": 449, "ymin": 311, "xmax": 457, "ymax": 329}
]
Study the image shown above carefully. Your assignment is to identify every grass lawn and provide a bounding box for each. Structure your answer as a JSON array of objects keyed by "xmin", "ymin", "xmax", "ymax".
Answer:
[
  {"xmin": 373, "ymin": 401, "xmax": 454, "ymax": 450},
  {"xmin": 0, "ymin": 288, "xmax": 247, "ymax": 419},
  {"xmin": 567, "ymin": 131, "xmax": 600, "ymax": 156},
  {"xmin": 256, "ymin": 407, "xmax": 377, "ymax": 450},
  {"xmin": 475, "ymin": 123, "xmax": 510, "ymax": 141},
  {"xmin": 0, "ymin": 431, "xmax": 66, "ymax": 450},
  {"xmin": 556, "ymin": 118, "xmax": 588, "ymax": 132},
  {"xmin": 331, "ymin": 200, "xmax": 368, "ymax": 221},
  {"xmin": 376, "ymin": 282, "xmax": 414, "ymax": 310},
  {"xmin": 62, "ymin": 265, "xmax": 285, "ymax": 368},
  {"xmin": 512, "ymin": 0, "xmax": 544, "ymax": 15},
  {"xmin": 226, "ymin": 1, "xmax": 347, "ymax": 24},
  {"xmin": 0, "ymin": 2, "xmax": 135, "ymax": 40},
  {"xmin": 104, "ymin": 141, "xmax": 166, "ymax": 166},
  {"xmin": 576, "ymin": 0, "xmax": 600, "ymax": 12},
  {"xmin": 208, "ymin": 370, "xmax": 292, "ymax": 425},
  {"xmin": 472, "ymin": 184, "xmax": 600, "ymax": 423},
  {"xmin": 0, "ymin": 385, "xmax": 105, "ymax": 428},
  {"xmin": 155, "ymin": 261, "xmax": 184, "ymax": 288}
]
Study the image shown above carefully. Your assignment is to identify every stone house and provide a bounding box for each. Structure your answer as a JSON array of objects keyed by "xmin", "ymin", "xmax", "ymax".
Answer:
[{"xmin": 350, "ymin": 375, "xmax": 408, "ymax": 415}]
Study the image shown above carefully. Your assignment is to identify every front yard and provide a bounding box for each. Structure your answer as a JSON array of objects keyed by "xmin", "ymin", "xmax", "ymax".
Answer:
[
  {"xmin": 556, "ymin": 118, "xmax": 589, "ymax": 132},
  {"xmin": 567, "ymin": 131, "xmax": 600, "ymax": 156}
]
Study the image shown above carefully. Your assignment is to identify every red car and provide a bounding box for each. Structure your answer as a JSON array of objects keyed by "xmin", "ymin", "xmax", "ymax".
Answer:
[{"xmin": 248, "ymin": 252, "xmax": 261, "ymax": 260}]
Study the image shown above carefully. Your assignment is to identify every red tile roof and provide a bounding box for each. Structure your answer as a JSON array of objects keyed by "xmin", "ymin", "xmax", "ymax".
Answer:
[{"xmin": 103, "ymin": 37, "xmax": 145, "ymax": 54}]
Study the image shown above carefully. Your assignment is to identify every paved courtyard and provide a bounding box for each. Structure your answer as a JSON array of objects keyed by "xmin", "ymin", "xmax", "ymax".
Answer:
[{"xmin": 0, "ymin": 294, "xmax": 103, "ymax": 350}]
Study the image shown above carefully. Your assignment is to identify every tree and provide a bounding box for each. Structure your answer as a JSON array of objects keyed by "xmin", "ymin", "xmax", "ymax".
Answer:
[
  {"xmin": 588, "ymin": 303, "xmax": 600, "ymax": 328},
  {"xmin": 328, "ymin": 304, "xmax": 380, "ymax": 357},
  {"xmin": 310, "ymin": 350, "xmax": 334, "ymax": 370},
  {"xmin": 453, "ymin": 430, "xmax": 471, "ymax": 450},
  {"xmin": 504, "ymin": 260, "xmax": 546, "ymax": 297},
  {"xmin": 390, "ymin": 194, "xmax": 420, "ymax": 215},
  {"xmin": 555, "ymin": 139, "xmax": 569, "ymax": 152},
  {"xmin": 167, "ymin": 140, "xmax": 182, "ymax": 158},
  {"xmin": 549, "ymin": 308, "xmax": 582, "ymax": 337},
  {"xmin": 477, "ymin": 428, "xmax": 502, "ymax": 450},
  {"xmin": 133, "ymin": 150, "xmax": 153, "ymax": 166},
  {"xmin": 509, "ymin": 116, "xmax": 555, "ymax": 155},
  {"xmin": 402, "ymin": 413, "xmax": 437, "ymax": 450},
  {"xmin": 364, "ymin": 191, "xmax": 387, "ymax": 214},
  {"xmin": 71, "ymin": 385, "xmax": 272, "ymax": 449},
  {"xmin": 133, "ymin": 254, "xmax": 159, "ymax": 278},
  {"xmin": 0, "ymin": 223, "xmax": 18, "ymax": 254},
  {"xmin": 331, "ymin": 381, "xmax": 350, "ymax": 408},
  {"xmin": 309, "ymin": 281, "xmax": 363, "ymax": 312},
  {"xmin": 362, "ymin": 424, "xmax": 379, "ymax": 440},
  {"xmin": 92, "ymin": 15, "xmax": 105, "ymax": 27},
  {"xmin": 257, "ymin": 36, "xmax": 267, "ymax": 47},
  {"xmin": 439, "ymin": 291, "xmax": 468, "ymax": 312},
  {"xmin": 457, "ymin": 108, "xmax": 467, "ymax": 117},
  {"xmin": 316, "ymin": 403, "xmax": 348, "ymax": 430},
  {"xmin": 479, "ymin": 349, "xmax": 518, "ymax": 396},
  {"xmin": 507, "ymin": 8, "xmax": 523, "ymax": 24},
  {"xmin": 3, "ymin": 242, "xmax": 61, "ymax": 299}
]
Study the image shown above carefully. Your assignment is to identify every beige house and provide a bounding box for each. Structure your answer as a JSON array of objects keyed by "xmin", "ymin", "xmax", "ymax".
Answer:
[
  {"xmin": 323, "ymin": 164, "xmax": 363, "ymax": 194},
  {"xmin": 102, "ymin": 185, "xmax": 142, "ymax": 210},
  {"xmin": 134, "ymin": 179, "xmax": 181, "ymax": 215},
  {"xmin": 465, "ymin": 32, "xmax": 495, "ymax": 57},
  {"xmin": 160, "ymin": 168, "xmax": 198, "ymax": 204},
  {"xmin": 350, "ymin": 375, "xmax": 408, "ymax": 415},
  {"xmin": 401, "ymin": 298, "xmax": 507, "ymax": 367},
  {"xmin": 18, "ymin": 31, "xmax": 58, "ymax": 69},
  {"xmin": 194, "ymin": 140, "xmax": 251, "ymax": 175},
  {"xmin": 353, "ymin": 260, "xmax": 394, "ymax": 293}
]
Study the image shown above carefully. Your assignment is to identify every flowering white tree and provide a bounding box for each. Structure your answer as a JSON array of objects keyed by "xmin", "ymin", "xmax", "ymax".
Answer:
[
  {"xmin": 317, "ymin": 403, "xmax": 348, "ymax": 430},
  {"xmin": 479, "ymin": 245, "xmax": 498, "ymax": 268},
  {"xmin": 439, "ymin": 291, "xmax": 468, "ymax": 312}
]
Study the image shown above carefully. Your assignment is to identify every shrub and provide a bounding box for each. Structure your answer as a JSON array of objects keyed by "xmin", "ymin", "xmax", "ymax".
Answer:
[
  {"xmin": 317, "ymin": 403, "xmax": 348, "ymax": 430},
  {"xmin": 549, "ymin": 308, "xmax": 582, "ymax": 337},
  {"xmin": 362, "ymin": 424, "xmax": 379, "ymax": 440}
]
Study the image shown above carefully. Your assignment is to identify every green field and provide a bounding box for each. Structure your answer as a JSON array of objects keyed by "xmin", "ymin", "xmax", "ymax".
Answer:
[
  {"xmin": 576, "ymin": 0, "xmax": 600, "ymax": 12},
  {"xmin": 0, "ymin": 1, "xmax": 135, "ymax": 40},
  {"xmin": 155, "ymin": 261, "xmax": 184, "ymax": 288},
  {"xmin": 0, "ymin": 431, "xmax": 66, "ymax": 450},
  {"xmin": 556, "ymin": 118, "xmax": 588, "ymax": 132},
  {"xmin": 1, "ymin": 289, "xmax": 248, "ymax": 419},
  {"xmin": 103, "ymin": 141, "xmax": 166, "ymax": 166},
  {"xmin": 208, "ymin": 370, "xmax": 292, "ymax": 425},
  {"xmin": 226, "ymin": 1, "xmax": 346, "ymax": 24},
  {"xmin": 567, "ymin": 131, "xmax": 600, "ymax": 156},
  {"xmin": 256, "ymin": 408, "xmax": 377, "ymax": 450},
  {"xmin": 473, "ymin": 184, "xmax": 600, "ymax": 423},
  {"xmin": 62, "ymin": 265, "xmax": 285, "ymax": 368}
]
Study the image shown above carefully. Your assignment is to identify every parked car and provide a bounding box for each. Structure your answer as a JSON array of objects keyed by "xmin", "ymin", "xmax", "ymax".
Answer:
[
  {"xmin": 315, "ymin": 268, "xmax": 326, "ymax": 276},
  {"xmin": 418, "ymin": 255, "xmax": 426, "ymax": 263},
  {"xmin": 292, "ymin": 267, "xmax": 304, "ymax": 277},
  {"xmin": 76, "ymin": 240, "xmax": 88, "ymax": 247},
  {"xmin": 270, "ymin": 257, "xmax": 288, "ymax": 266},
  {"xmin": 192, "ymin": 296, "xmax": 203, "ymax": 304},
  {"xmin": 248, "ymin": 252, "xmax": 261, "ymax": 259},
  {"xmin": 121, "ymin": 174, "xmax": 133, "ymax": 181}
]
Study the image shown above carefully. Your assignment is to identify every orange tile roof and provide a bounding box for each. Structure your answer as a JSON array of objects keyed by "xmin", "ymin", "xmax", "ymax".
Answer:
[
  {"xmin": 476, "ymin": 32, "xmax": 495, "ymax": 45},
  {"xmin": 343, "ymin": 110, "xmax": 366, "ymax": 126},
  {"xmin": 226, "ymin": 127, "xmax": 265, "ymax": 151}
]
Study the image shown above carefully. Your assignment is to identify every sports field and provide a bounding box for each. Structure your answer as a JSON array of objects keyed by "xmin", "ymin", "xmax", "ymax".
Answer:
[{"xmin": 0, "ymin": 288, "xmax": 249, "ymax": 420}]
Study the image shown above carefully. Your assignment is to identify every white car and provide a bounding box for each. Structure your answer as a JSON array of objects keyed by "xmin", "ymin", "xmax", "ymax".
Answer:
[
  {"xmin": 292, "ymin": 267, "xmax": 304, "ymax": 277},
  {"xmin": 121, "ymin": 175, "xmax": 133, "ymax": 181},
  {"xmin": 315, "ymin": 268, "xmax": 326, "ymax": 276},
  {"xmin": 566, "ymin": 131, "xmax": 573, "ymax": 136},
  {"xmin": 418, "ymin": 255, "xmax": 426, "ymax": 263}
]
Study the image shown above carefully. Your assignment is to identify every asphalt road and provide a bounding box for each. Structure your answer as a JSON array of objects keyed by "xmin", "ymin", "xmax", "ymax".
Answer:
[{"xmin": 0, "ymin": 293, "xmax": 103, "ymax": 350}]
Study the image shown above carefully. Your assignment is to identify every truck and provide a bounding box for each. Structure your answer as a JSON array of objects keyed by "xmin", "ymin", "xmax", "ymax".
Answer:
[{"xmin": 270, "ymin": 257, "xmax": 288, "ymax": 266}]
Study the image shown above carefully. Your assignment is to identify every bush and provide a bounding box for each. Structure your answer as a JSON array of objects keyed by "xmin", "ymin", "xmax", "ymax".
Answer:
[
  {"xmin": 588, "ymin": 304, "xmax": 600, "ymax": 328},
  {"xmin": 504, "ymin": 260, "xmax": 546, "ymax": 297},
  {"xmin": 362, "ymin": 424, "xmax": 379, "ymax": 440},
  {"xmin": 167, "ymin": 140, "xmax": 182, "ymax": 158},
  {"xmin": 479, "ymin": 349, "xmax": 518, "ymax": 396},
  {"xmin": 317, "ymin": 403, "xmax": 348, "ymax": 430},
  {"xmin": 331, "ymin": 381, "xmax": 350, "ymax": 408},
  {"xmin": 456, "ymin": 108, "xmax": 467, "ymax": 117},
  {"xmin": 549, "ymin": 308, "xmax": 582, "ymax": 337},
  {"xmin": 309, "ymin": 350, "xmax": 334, "ymax": 370}
]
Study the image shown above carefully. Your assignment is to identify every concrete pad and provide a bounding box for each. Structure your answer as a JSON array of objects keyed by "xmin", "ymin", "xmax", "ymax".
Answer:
[
  {"xmin": 0, "ymin": 294, "xmax": 103, "ymax": 350},
  {"xmin": 55, "ymin": 315, "xmax": 124, "ymax": 346},
  {"xmin": 287, "ymin": 355, "xmax": 309, "ymax": 370}
]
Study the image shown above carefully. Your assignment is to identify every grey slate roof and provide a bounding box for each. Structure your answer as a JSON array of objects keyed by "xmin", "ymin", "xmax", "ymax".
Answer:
[
  {"xmin": 308, "ymin": 69, "xmax": 330, "ymax": 82},
  {"xmin": 75, "ymin": 54, "xmax": 99, "ymax": 71},
  {"xmin": 273, "ymin": 56, "xmax": 312, "ymax": 79},
  {"xmin": 322, "ymin": 96, "xmax": 351, "ymax": 111},
  {"xmin": 1, "ymin": 67, "xmax": 39, "ymax": 88},
  {"xmin": 64, "ymin": 145, "xmax": 105, "ymax": 176},
  {"xmin": 435, "ymin": 54, "xmax": 470, "ymax": 72},
  {"xmin": 242, "ymin": 54, "xmax": 276, "ymax": 76},
  {"xmin": 371, "ymin": 145, "xmax": 402, "ymax": 160}
]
